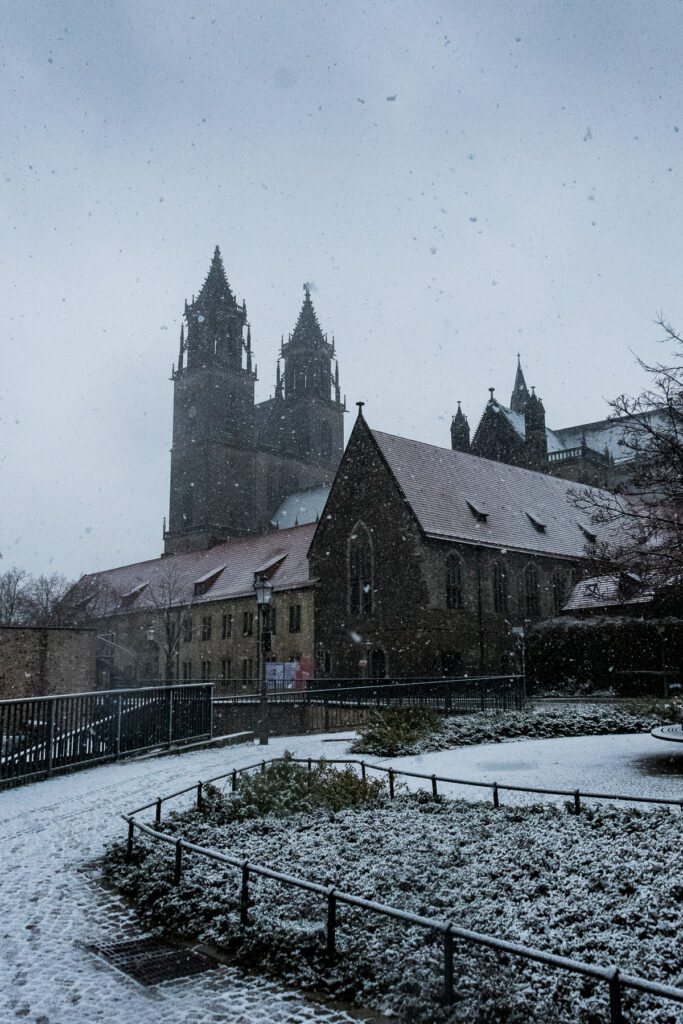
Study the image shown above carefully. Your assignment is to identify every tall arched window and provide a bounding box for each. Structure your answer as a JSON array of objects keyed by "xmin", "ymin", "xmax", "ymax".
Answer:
[
  {"xmin": 524, "ymin": 562, "xmax": 539, "ymax": 616},
  {"xmin": 492, "ymin": 559, "xmax": 508, "ymax": 613},
  {"xmin": 445, "ymin": 554, "xmax": 463, "ymax": 609},
  {"xmin": 552, "ymin": 570, "xmax": 568, "ymax": 614},
  {"xmin": 349, "ymin": 522, "xmax": 373, "ymax": 615}
]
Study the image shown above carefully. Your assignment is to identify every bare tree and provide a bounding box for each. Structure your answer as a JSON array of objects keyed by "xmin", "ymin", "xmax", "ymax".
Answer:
[
  {"xmin": 572, "ymin": 316, "xmax": 683, "ymax": 605},
  {"xmin": 0, "ymin": 567, "xmax": 28, "ymax": 624},
  {"xmin": 18, "ymin": 573, "xmax": 76, "ymax": 626},
  {"xmin": 144, "ymin": 563, "xmax": 195, "ymax": 682}
]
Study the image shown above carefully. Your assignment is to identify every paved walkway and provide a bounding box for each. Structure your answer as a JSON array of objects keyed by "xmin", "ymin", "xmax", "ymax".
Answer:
[{"xmin": 0, "ymin": 734, "xmax": 362, "ymax": 1024}]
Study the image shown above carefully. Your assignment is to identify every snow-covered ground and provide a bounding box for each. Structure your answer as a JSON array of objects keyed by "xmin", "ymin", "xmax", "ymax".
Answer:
[{"xmin": 0, "ymin": 728, "xmax": 680, "ymax": 1024}]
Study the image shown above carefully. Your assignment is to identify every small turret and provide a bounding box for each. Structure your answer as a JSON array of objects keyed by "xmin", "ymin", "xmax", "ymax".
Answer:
[
  {"xmin": 450, "ymin": 402, "xmax": 470, "ymax": 452},
  {"xmin": 524, "ymin": 387, "xmax": 548, "ymax": 470}
]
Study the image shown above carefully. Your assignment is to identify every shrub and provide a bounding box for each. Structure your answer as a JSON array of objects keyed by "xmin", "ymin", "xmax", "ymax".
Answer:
[{"xmin": 350, "ymin": 706, "xmax": 443, "ymax": 756}]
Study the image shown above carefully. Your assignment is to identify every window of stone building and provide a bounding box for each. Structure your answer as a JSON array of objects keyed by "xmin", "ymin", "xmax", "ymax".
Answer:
[
  {"xmin": 492, "ymin": 560, "xmax": 508, "ymax": 613},
  {"xmin": 221, "ymin": 613, "xmax": 232, "ymax": 639},
  {"xmin": 348, "ymin": 522, "xmax": 373, "ymax": 615},
  {"xmin": 220, "ymin": 658, "xmax": 230, "ymax": 681},
  {"xmin": 181, "ymin": 660, "xmax": 192, "ymax": 680},
  {"xmin": 445, "ymin": 554, "xmax": 463, "ymax": 608},
  {"xmin": 524, "ymin": 563, "xmax": 540, "ymax": 616},
  {"xmin": 243, "ymin": 610, "xmax": 254, "ymax": 635},
  {"xmin": 201, "ymin": 660, "xmax": 211, "ymax": 681},
  {"xmin": 201, "ymin": 615, "xmax": 212, "ymax": 641},
  {"xmin": 241, "ymin": 657, "xmax": 254, "ymax": 683},
  {"xmin": 552, "ymin": 570, "xmax": 568, "ymax": 614},
  {"xmin": 267, "ymin": 606, "xmax": 277, "ymax": 634},
  {"xmin": 183, "ymin": 618, "xmax": 193, "ymax": 643},
  {"xmin": 289, "ymin": 604, "xmax": 301, "ymax": 632}
]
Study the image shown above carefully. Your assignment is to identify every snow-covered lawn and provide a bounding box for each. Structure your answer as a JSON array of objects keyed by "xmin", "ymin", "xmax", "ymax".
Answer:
[
  {"xmin": 1, "ymin": 725, "xmax": 680, "ymax": 1024},
  {"xmin": 105, "ymin": 743, "xmax": 683, "ymax": 1024}
]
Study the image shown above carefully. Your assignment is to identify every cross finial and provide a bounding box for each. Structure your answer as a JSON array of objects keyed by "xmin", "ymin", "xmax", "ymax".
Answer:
[
  {"xmin": 489, "ymin": 387, "xmax": 495, "ymax": 400},
  {"xmin": 356, "ymin": 401, "xmax": 365, "ymax": 417}
]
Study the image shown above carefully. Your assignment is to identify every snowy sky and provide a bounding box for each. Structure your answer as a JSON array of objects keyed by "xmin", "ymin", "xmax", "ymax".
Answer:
[{"xmin": 2, "ymin": 0, "xmax": 683, "ymax": 579}]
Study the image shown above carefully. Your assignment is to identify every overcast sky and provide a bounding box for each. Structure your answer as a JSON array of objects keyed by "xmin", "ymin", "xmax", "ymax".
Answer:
[{"xmin": 2, "ymin": 0, "xmax": 683, "ymax": 579}]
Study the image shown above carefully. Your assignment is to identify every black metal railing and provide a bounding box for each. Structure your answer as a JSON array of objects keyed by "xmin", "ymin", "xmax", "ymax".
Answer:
[
  {"xmin": 213, "ymin": 675, "xmax": 525, "ymax": 736},
  {"xmin": 122, "ymin": 757, "xmax": 683, "ymax": 1023},
  {"xmin": 0, "ymin": 683, "xmax": 213, "ymax": 788}
]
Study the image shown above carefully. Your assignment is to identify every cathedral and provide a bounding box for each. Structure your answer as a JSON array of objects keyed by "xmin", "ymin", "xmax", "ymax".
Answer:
[
  {"xmin": 164, "ymin": 248, "xmax": 346, "ymax": 553},
  {"xmin": 450, "ymin": 356, "xmax": 627, "ymax": 488}
]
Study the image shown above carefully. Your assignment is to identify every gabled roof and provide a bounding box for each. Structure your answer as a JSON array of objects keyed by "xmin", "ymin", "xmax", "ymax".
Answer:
[
  {"xmin": 563, "ymin": 574, "xmax": 653, "ymax": 611},
  {"xmin": 473, "ymin": 398, "xmax": 566, "ymax": 454},
  {"xmin": 553, "ymin": 408, "xmax": 670, "ymax": 463},
  {"xmin": 75, "ymin": 524, "xmax": 315, "ymax": 618},
  {"xmin": 369, "ymin": 426, "xmax": 612, "ymax": 559}
]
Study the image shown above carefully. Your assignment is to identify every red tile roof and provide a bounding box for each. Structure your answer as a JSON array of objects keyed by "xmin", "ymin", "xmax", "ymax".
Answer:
[
  {"xmin": 371, "ymin": 427, "xmax": 612, "ymax": 560},
  {"xmin": 76, "ymin": 524, "xmax": 315, "ymax": 615}
]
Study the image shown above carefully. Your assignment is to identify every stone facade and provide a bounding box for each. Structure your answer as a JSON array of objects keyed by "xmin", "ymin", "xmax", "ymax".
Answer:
[
  {"xmin": 309, "ymin": 413, "xmax": 593, "ymax": 679},
  {"xmin": 165, "ymin": 249, "xmax": 345, "ymax": 553},
  {"xmin": 0, "ymin": 626, "xmax": 97, "ymax": 700}
]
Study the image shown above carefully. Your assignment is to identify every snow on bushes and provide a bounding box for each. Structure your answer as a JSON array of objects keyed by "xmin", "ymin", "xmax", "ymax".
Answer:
[
  {"xmin": 103, "ymin": 759, "xmax": 683, "ymax": 1024},
  {"xmin": 350, "ymin": 703, "xmax": 672, "ymax": 757}
]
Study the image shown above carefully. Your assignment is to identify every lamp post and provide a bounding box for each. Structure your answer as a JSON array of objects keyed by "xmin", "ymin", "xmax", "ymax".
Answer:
[{"xmin": 253, "ymin": 572, "xmax": 274, "ymax": 745}]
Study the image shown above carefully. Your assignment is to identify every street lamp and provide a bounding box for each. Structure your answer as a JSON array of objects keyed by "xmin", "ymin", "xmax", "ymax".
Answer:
[{"xmin": 253, "ymin": 572, "xmax": 274, "ymax": 745}]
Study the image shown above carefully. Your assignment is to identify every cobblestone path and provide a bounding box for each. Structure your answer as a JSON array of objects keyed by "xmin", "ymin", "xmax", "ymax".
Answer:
[{"xmin": 0, "ymin": 735, "xmax": 362, "ymax": 1024}]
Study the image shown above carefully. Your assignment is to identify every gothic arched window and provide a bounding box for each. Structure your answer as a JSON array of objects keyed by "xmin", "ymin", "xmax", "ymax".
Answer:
[
  {"xmin": 492, "ymin": 559, "xmax": 508, "ymax": 613},
  {"xmin": 552, "ymin": 570, "xmax": 568, "ymax": 615},
  {"xmin": 445, "ymin": 554, "xmax": 463, "ymax": 609},
  {"xmin": 349, "ymin": 522, "xmax": 373, "ymax": 615},
  {"xmin": 524, "ymin": 562, "xmax": 539, "ymax": 617}
]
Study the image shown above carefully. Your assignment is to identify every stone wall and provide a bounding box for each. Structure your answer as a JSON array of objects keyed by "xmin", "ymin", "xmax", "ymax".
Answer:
[{"xmin": 0, "ymin": 627, "xmax": 97, "ymax": 700}]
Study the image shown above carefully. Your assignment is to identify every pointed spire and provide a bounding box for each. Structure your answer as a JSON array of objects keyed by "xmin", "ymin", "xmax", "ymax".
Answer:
[
  {"xmin": 451, "ymin": 402, "xmax": 470, "ymax": 452},
  {"xmin": 195, "ymin": 245, "xmax": 236, "ymax": 308},
  {"xmin": 288, "ymin": 284, "xmax": 326, "ymax": 349},
  {"xmin": 177, "ymin": 324, "xmax": 185, "ymax": 373},
  {"xmin": 246, "ymin": 324, "xmax": 252, "ymax": 373},
  {"xmin": 275, "ymin": 359, "xmax": 283, "ymax": 399},
  {"xmin": 510, "ymin": 355, "xmax": 530, "ymax": 414},
  {"xmin": 334, "ymin": 360, "xmax": 340, "ymax": 404}
]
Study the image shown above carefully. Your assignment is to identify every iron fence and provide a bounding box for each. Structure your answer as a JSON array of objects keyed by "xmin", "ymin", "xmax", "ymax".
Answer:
[
  {"xmin": 0, "ymin": 683, "xmax": 213, "ymax": 788},
  {"xmin": 122, "ymin": 756, "xmax": 683, "ymax": 1023},
  {"xmin": 212, "ymin": 674, "xmax": 525, "ymax": 736}
]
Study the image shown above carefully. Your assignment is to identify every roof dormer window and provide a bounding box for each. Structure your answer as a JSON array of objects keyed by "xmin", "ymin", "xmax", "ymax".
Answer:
[
  {"xmin": 466, "ymin": 499, "xmax": 488, "ymax": 523},
  {"xmin": 525, "ymin": 511, "xmax": 546, "ymax": 533}
]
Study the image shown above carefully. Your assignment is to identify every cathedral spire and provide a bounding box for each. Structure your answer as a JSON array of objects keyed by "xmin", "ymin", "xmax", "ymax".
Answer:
[
  {"xmin": 451, "ymin": 401, "xmax": 470, "ymax": 452},
  {"xmin": 177, "ymin": 324, "xmax": 184, "ymax": 373},
  {"xmin": 510, "ymin": 354, "xmax": 530, "ymax": 414}
]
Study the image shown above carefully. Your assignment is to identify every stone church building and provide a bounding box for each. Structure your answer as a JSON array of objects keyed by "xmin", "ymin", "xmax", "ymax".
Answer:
[
  {"xmin": 309, "ymin": 408, "xmax": 610, "ymax": 679},
  {"xmin": 165, "ymin": 247, "xmax": 346, "ymax": 554},
  {"xmin": 449, "ymin": 356, "xmax": 639, "ymax": 487}
]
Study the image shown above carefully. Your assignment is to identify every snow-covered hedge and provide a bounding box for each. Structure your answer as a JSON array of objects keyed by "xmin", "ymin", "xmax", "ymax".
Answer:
[
  {"xmin": 350, "ymin": 703, "xmax": 670, "ymax": 757},
  {"xmin": 104, "ymin": 774, "xmax": 683, "ymax": 1024}
]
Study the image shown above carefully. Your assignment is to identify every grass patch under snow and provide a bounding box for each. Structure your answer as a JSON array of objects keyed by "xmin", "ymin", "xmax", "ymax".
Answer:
[
  {"xmin": 349, "ymin": 702, "xmax": 677, "ymax": 757},
  {"xmin": 103, "ymin": 756, "xmax": 683, "ymax": 1024}
]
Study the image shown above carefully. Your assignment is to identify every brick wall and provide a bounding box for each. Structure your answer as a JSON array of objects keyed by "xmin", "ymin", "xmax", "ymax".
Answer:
[{"xmin": 0, "ymin": 627, "xmax": 97, "ymax": 700}]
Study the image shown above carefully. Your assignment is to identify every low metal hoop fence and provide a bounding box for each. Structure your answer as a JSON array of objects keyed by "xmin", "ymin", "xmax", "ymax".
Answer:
[{"xmin": 121, "ymin": 756, "xmax": 683, "ymax": 1022}]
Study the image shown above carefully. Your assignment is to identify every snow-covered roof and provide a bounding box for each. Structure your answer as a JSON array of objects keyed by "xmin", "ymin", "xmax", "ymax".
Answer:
[
  {"xmin": 370, "ymin": 426, "xmax": 612, "ymax": 559},
  {"xmin": 563, "ymin": 574, "xmax": 653, "ymax": 611},
  {"xmin": 554, "ymin": 409, "xmax": 670, "ymax": 463},
  {"xmin": 272, "ymin": 485, "xmax": 330, "ymax": 528},
  {"xmin": 496, "ymin": 402, "xmax": 566, "ymax": 453},
  {"xmin": 74, "ymin": 523, "xmax": 316, "ymax": 617}
]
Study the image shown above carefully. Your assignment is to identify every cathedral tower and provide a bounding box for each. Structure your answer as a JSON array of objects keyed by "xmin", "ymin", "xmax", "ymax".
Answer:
[{"xmin": 165, "ymin": 247, "xmax": 257, "ymax": 553}]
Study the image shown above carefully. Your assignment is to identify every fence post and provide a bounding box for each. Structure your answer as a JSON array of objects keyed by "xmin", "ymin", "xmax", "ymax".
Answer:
[
  {"xmin": 389, "ymin": 769, "xmax": 395, "ymax": 799},
  {"xmin": 574, "ymin": 789, "xmax": 581, "ymax": 814},
  {"xmin": 232, "ymin": 769, "xmax": 237, "ymax": 792},
  {"xmin": 155, "ymin": 797, "xmax": 162, "ymax": 825},
  {"xmin": 174, "ymin": 839, "xmax": 182, "ymax": 884},
  {"xmin": 361, "ymin": 760, "xmax": 366, "ymax": 781},
  {"xmin": 46, "ymin": 699, "xmax": 55, "ymax": 777},
  {"xmin": 609, "ymin": 968, "xmax": 622, "ymax": 1024},
  {"xmin": 168, "ymin": 688, "xmax": 174, "ymax": 748},
  {"xmin": 115, "ymin": 695, "xmax": 122, "ymax": 759},
  {"xmin": 209, "ymin": 684, "xmax": 214, "ymax": 738},
  {"xmin": 432, "ymin": 774, "xmax": 438, "ymax": 799},
  {"xmin": 324, "ymin": 697, "xmax": 330, "ymax": 732},
  {"xmin": 240, "ymin": 860, "xmax": 250, "ymax": 926},
  {"xmin": 326, "ymin": 887, "xmax": 336, "ymax": 963},
  {"xmin": 126, "ymin": 820, "xmax": 134, "ymax": 862},
  {"xmin": 492, "ymin": 782, "xmax": 499, "ymax": 808},
  {"xmin": 197, "ymin": 781, "xmax": 203, "ymax": 810},
  {"xmin": 443, "ymin": 924, "xmax": 454, "ymax": 1004}
]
